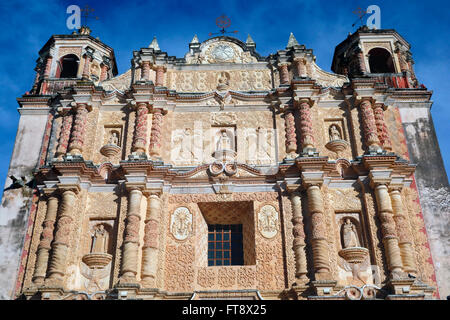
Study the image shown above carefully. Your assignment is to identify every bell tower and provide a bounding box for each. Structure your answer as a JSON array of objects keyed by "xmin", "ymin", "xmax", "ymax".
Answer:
[
  {"xmin": 31, "ymin": 26, "xmax": 118, "ymax": 95},
  {"xmin": 331, "ymin": 26, "xmax": 418, "ymax": 88}
]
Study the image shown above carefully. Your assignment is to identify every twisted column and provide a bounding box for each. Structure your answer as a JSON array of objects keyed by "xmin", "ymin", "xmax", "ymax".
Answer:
[
  {"xmin": 68, "ymin": 103, "xmax": 90, "ymax": 155},
  {"xmin": 141, "ymin": 193, "xmax": 161, "ymax": 285},
  {"xmin": 305, "ymin": 183, "xmax": 330, "ymax": 276},
  {"xmin": 132, "ymin": 102, "xmax": 150, "ymax": 154},
  {"xmin": 81, "ymin": 54, "xmax": 93, "ymax": 80},
  {"xmin": 359, "ymin": 99, "xmax": 381, "ymax": 151},
  {"xmin": 47, "ymin": 188, "xmax": 78, "ymax": 282},
  {"xmin": 296, "ymin": 100, "xmax": 315, "ymax": 151},
  {"xmin": 140, "ymin": 61, "xmax": 151, "ymax": 81},
  {"xmin": 373, "ymin": 103, "xmax": 392, "ymax": 151},
  {"xmin": 149, "ymin": 109, "xmax": 163, "ymax": 158},
  {"xmin": 55, "ymin": 110, "xmax": 73, "ymax": 159},
  {"xmin": 390, "ymin": 188, "xmax": 417, "ymax": 274},
  {"xmin": 154, "ymin": 66, "xmax": 165, "ymax": 86},
  {"xmin": 290, "ymin": 191, "xmax": 308, "ymax": 282},
  {"xmin": 294, "ymin": 58, "xmax": 307, "ymax": 78},
  {"xmin": 284, "ymin": 109, "xmax": 298, "ymax": 158},
  {"xmin": 372, "ymin": 182, "xmax": 403, "ymax": 275},
  {"xmin": 120, "ymin": 187, "xmax": 143, "ymax": 282},
  {"xmin": 32, "ymin": 193, "xmax": 59, "ymax": 284},
  {"xmin": 278, "ymin": 63, "xmax": 290, "ymax": 85}
]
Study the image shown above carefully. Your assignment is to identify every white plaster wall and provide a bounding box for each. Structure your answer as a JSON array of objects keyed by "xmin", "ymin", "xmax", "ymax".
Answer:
[{"xmin": 0, "ymin": 110, "xmax": 48, "ymax": 299}]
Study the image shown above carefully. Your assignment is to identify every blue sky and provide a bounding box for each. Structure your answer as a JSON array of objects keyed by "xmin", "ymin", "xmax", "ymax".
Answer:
[{"xmin": 0, "ymin": 0, "xmax": 449, "ymax": 187}]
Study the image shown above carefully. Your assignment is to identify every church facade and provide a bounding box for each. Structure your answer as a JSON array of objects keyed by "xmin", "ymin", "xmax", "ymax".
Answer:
[{"xmin": 0, "ymin": 25, "xmax": 447, "ymax": 300}]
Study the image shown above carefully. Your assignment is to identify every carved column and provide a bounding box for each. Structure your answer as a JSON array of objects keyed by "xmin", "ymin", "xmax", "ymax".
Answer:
[
  {"xmin": 32, "ymin": 193, "xmax": 59, "ymax": 284},
  {"xmin": 371, "ymin": 181, "xmax": 403, "ymax": 275},
  {"xmin": 154, "ymin": 66, "xmax": 165, "ymax": 86},
  {"xmin": 132, "ymin": 102, "xmax": 150, "ymax": 154},
  {"xmin": 356, "ymin": 48, "xmax": 367, "ymax": 74},
  {"xmin": 141, "ymin": 192, "xmax": 161, "ymax": 285},
  {"xmin": 99, "ymin": 63, "xmax": 109, "ymax": 81},
  {"xmin": 284, "ymin": 109, "xmax": 298, "ymax": 158},
  {"xmin": 43, "ymin": 55, "xmax": 53, "ymax": 78},
  {"xmin": 304, "ymin": 181, "xmax": 330, "ymax": 277},
  {"xmin": 55, "ymin": 109, "xmax": 73, "ymax": 159},
  {"xmin": 120, "ymin": 187, "xmax": 143, "ymax": 282},
  {"xmin": 289, "ymin": 191, "xmax": 308, "ymax": 282},
  {"xmin": 296, "ymin": 99, "xmax": 315, "ymax": 152},
  {"xmin": 390, "ymin": 187, "xmax": 417, "ymax": 274},
  {"xmin": 373, "ymin": 103, "xmax": 392, "ymax": 151},
  {"xmin": 140, "ymin": 61, "xmax": 151, "ymax": 81},
  {"xmin": 81, "ymin": 53, "xmax": 93, "ymax": 80},
  {"xmin": 278, "ymin": 63, "xmax": 290, "ymax": 85},
  {"xmin": 68, "ymin": 103, "xmax": 90, "ymax": 155},
  {"xmin": 294, "ymin": 58, "xmax": 307, "ymax": 78},
  {"xmin": 358, "ymin": 99, "xmax": 381, "ymax": 151},
  {"xmin": 47, "ymin": 187, "xmax": 79, "ymax": 282},
  {"xmin": 149, "ymin": 109, "xmax": 164, "ymax": 158}
]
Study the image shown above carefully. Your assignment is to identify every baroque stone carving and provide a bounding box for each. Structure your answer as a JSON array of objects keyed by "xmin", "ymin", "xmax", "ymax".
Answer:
[
  {"xmin": 170, "ymin": 207, "xmax": 193, "ymax": 241},
  {"xmin": 257, "ymin": 205, "xmax": 279, "ymax": 239}
]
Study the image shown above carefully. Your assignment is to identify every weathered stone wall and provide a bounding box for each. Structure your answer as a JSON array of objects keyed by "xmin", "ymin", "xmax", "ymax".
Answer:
[
  {"xmin": 0, "ymin": 110, "xmax": 49, "ymax": 299},
  {"xmin": 399, "ymin": 104, "xmax": 450, "ymax": 299}
]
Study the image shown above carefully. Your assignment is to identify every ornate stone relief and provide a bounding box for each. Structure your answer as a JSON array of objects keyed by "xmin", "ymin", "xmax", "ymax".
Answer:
[
  {"xmin": 101, "ymin": 69, "xmax": 132, "ymax": 92},
  {"xmin": 309, "ymin": 61, "xmax": 348, "ymax": 87},
  {"xmin": 170, "ymin": 207, "xmax": 193, "ymax": 241},
  {"xmin": 257, "ymin": 205, "xmax": 279, "ymax": 239}
]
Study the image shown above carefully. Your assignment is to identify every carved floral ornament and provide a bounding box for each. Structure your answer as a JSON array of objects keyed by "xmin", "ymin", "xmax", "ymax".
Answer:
[
  {"xmin": 170, "ymin": 207, "xmax": 193, "ymax": 241},
  {"xmin": 257, "ymin": 205, "xmax": 279, "ymax": 239}
]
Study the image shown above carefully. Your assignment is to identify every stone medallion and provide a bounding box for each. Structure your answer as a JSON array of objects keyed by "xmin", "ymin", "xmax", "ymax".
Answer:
[
  {"xmin": 170, "ymin": 207, "xmax": 193, "ymax": 241},
  {"xmin": 257, "ymin": 205, "xmax": 279, "ymax": 239}
]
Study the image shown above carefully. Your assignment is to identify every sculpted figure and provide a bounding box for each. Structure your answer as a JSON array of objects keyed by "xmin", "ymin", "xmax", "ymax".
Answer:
[
  {"xmin": 217, "ymin": 130, "xmax": 232, "ymax": 151},
  {"xmin": 329, "ymin": 125, "xmax": 342, "ymax": 141},
  {"xmin": 108, "ymin": 132, "xmax": 119, "ymax": 145},
  {"xmin": 342, "ymin": 219, "xmax": 359, "ymax": 248},
  {"xmin": 91, "ymin": 225, "xmax": 108, "ymax": 253}
]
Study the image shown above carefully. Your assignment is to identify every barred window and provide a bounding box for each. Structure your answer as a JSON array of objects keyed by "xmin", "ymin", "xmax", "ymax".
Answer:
[{"xmin": 207, "ymin": 224, "xmax": 243, "ymax": 266}]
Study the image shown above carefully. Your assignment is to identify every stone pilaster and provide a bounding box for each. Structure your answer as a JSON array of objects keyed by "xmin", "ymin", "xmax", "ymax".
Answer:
[
  {"xmin": 278, "ymin": 63, "xmax": 290, "ymax": 85},
  {"xmin": 284, "ymin": 109, "xmax": 298, "ymax": 158},
  {"xmin": 132, "ymin": 102, "xmax": 150, "ymax": 154},
  {"xmin": 293, "ymin": 58, "xmax": 307, "ymax": 78},
  {"xmin": 370, "ymin": 174, "xmax": 403, "ymax": 277},
  {"xmin": 55, "ymin": 109, "xmax": 73, "ymax": 159},
  {"xmin": 99, "ymin": 63, "xmax": 109, "ymax": 81},
  {"xmin": 31, "ymin": 67, "xmax": 41, "ymax": 93},
  {"xmin": 32, "ymin": 191, "xmax": 59, "ymax": 285},
  {"xmin": 356, "ymin": 48, "xmax": 367, "ymax": 74},
  {"xmin": 46, "ymin": 186, "xmax": 79, "ymax": 283},
  {"xmin": 141, "ymin": 61, "xmax": 151, "ymax": 81},
  {"xmin": 390, "ymin": 187, "xmax": 417, "ymax": 274},
  {"xmin": 81, "ymin": 53, "xmax": 93, "ymax": 80},
  {"xmin": 154, "ymin": 66, "xmax": 166, "ymax": 86},
  {"xmin": 302, "ymin": 176, "xmax": 331, "ymax": 279},
  {"xmin": 287, "ymin": 186, "xmax": 308, "ymax": 283},
  {"xmin": 296, "ymin": 99, "xmax": 315, "ymax": 153},
  {"xmin": 120, "ymin": 186, "xmax": 144, "ymax": 283},
  {"xmin": 68, "ymin": 102, "xmax": 91, "ymax": 155},
  {"xmin": 43, "ymin": 55, "xmax": 52, "ymax": 78},
  {"xmin": 358, "ymin": 99, "xmax": 381, "ymax": 151},
  {"xmin": 141, "ymin": 191, "xmax": 162, "ymax": 286},
  {"xmin": 373, "ymin": 103, "xmax": 392, "ymax": 151},
  {"xmin": 149, "ymin": 109, "xmax": 164, "ymax": 158}
]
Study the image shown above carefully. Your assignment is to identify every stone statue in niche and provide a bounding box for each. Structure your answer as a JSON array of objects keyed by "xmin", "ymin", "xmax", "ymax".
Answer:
[
  {"xmin": 108, "ymin": 131, "xmax": 119, "ymax": 146},
  {"xmin": 329, "ymin": 124, "xmax": 342, "ymax": 141},
  {"xmin": 91, "ymin": 224, "xmax": 108, "ymax": 254},
  {"xmin": 217, "ymin": 129, "xmax": 232, "ymax": 151},
  {"xmin": 342, "ymin": 219, "xmax": 359, "ymax": 248},
  {"xmin": 217, "ymin": 72, "xmax": 230, "ymax": 91}
]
